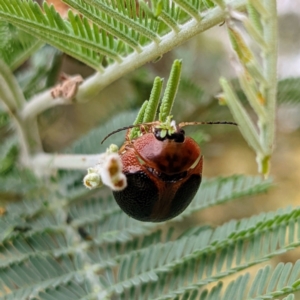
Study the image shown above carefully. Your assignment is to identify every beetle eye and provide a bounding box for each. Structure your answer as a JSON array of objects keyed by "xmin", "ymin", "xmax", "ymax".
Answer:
[{"xmin": 171, "ymin": 129, "xmax": 185, "ymax": 143}]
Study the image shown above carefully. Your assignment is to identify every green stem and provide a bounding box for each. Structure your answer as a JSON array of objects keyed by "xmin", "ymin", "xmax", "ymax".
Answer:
[{"xmin": 220, "ymin": 78, "xmax": 264, "ymax": 155}]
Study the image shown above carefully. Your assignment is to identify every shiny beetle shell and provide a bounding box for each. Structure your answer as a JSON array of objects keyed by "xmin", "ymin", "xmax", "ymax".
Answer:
[{"xmin": 112, "ymin": 128, "xmax": 203, "ymax": 222}]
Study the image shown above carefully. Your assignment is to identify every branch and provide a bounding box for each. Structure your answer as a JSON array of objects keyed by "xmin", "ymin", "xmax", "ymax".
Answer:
[
  {"xmin": 21, "ymin": 0, "xmax": 247, "ymax": 120},
  {"xmin": 31, "ymin": 150, "xmax": 127, "ymax": 192},
  {"xmin": 31, "ymin": 153, "xmax": 102, "ymax": 171}
]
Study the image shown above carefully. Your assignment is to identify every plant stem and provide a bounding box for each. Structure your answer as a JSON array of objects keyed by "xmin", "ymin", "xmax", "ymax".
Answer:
[
  {"xmin": 31, "ymin": 153, "xmax": 103, "ymax": 173},
  {"xmin": 21, "ymin": 91, "xmax": 71, "ymax": 120}
]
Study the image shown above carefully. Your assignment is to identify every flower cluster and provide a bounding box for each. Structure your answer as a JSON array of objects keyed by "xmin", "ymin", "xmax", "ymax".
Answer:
[{"xmin": 83, "ymin": 144, "xmax": 127, "ymax": 191}]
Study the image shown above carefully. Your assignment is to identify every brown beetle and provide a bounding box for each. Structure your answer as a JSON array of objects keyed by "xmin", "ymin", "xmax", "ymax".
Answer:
[{"xmin": 102, "ymin": 119, "xmax": 237, "ymax": 222}]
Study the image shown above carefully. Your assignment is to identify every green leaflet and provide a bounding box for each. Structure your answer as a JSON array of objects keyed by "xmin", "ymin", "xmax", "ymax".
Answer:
[
  {"xmin": 0, "ymin": 0, "xmax": 220, "ymax": 71},
  {"xmin": 3, "ymin": 202, "xmax": 300, "ymax": 299},
  {"xmin": 0, "ymin": 21, "xmax": 43, "ymax": 70}
]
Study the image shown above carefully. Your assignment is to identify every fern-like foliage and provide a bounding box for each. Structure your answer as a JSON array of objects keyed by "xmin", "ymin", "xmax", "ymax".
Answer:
[
  {"xmin": 0, "ymin": 21, "xmax": 43, "ymax": 70},
  {"xmin": 0, "ymin": 0, "xmax": 229, "ymax": 73},
  {"xmin": 2, "ymin": 186, "xmax": 300, "ymax": 300},
  {"xmin": 103, "ymin": 206, "xmax": 300, "ymax": 299},
  {"xmin": 232, "ymin": 77, "xmax": 300, "ymax": 106},
  {"xmin": 0, "ymin": 112, "xmax": 283, "ymax": 300},
  {"xmin": 68, "ymin": 111, "xmax": 140, "ymax": 154},
  {"xmin": 179, "ymin": 261, "xmax": 300, "ymax": 300},
  {"xmin": 277, "ymin": 78, "xmax": 300, "ymax": 104},
  {"xmin": 16, "ymin": 46, "xmax": 62, "ymax": 99}
]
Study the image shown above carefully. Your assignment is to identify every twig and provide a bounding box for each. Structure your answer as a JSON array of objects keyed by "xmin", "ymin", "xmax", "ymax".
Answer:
[{"xmin": 31, "ymin": 153, "xmax": 103, "ymax": 173}]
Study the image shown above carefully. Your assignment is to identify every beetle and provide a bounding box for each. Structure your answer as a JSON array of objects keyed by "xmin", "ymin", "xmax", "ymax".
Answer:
[{"xmin": 101, "ymin": 118, "xmax": 237, "ymax": 222}]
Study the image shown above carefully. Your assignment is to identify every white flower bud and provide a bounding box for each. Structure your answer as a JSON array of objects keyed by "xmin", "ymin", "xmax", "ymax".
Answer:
[
  {"xmin": 83, "ymin": 151, "xmax": 127, "ymax": 191},
  {"xmin": 107, "ymin": 144, "xmax": 119, "ymax": 154},
  {"xmin": 83, "ymin": 168, "xmax": 103, "ymax": 189},
  {"xmin": 100, "ymin": 154, "xmax": 127, "ymax": 191}
]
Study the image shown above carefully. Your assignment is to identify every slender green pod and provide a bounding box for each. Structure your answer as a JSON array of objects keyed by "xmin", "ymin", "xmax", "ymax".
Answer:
[
  {"xmin": 159, "ymin": 59, "xmax": 182, "ymax": 122},
  {"xmin": 143, "ymin": 77, "xmax": 164, "ymax": 123}
]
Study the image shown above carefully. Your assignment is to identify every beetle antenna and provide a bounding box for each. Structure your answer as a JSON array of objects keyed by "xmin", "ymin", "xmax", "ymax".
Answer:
[
  {"xmin": 101, "ymin": 121, "xmax": 237, "ymax": 144},
  {"xmin": 101, "ymin": 125, "xmax": 139, "ymax": 144},
  {"xmin": 101, "ymin": 121, "xmax": 159, "ymax": 144},
  {"xmin": 179, "ymin": 121, "xmax": 238, "ymax": 127}
]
